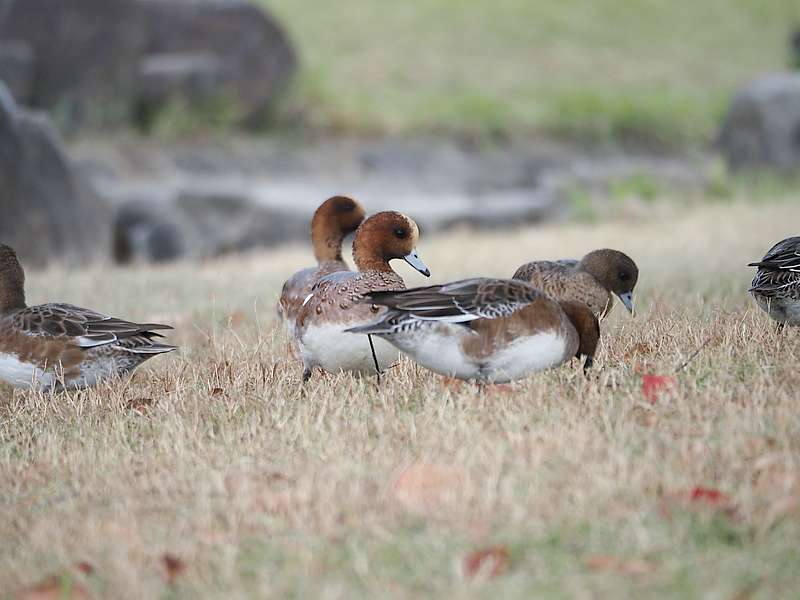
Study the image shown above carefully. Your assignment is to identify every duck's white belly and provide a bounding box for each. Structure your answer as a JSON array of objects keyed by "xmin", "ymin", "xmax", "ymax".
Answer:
[
  {"xmin": 390, "ymin": 325, "xmax": 481, "ymax": 380},
  {"xmin": 0, "ymin": 352, "xmax": 56, "ymax": 389},
  {"xmin": 482, "ymin": 332, "xmax": 569, "ymax": 382},
  {"xmin": 300, "ymin": 323, "xmax": 399, "ymax": 375},
  {"xmin": 390, "ymin": 326, "xmax": 570, "ymax": 383}
]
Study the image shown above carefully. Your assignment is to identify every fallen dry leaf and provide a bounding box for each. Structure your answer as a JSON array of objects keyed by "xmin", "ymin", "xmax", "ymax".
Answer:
[
  {"xmin": 14, "ymin": 576, "xmax": 91, "ymax": 600},
  {"xmin": 162, "ymin": 553, "xmax": 186, "ymax": 585},
  {"xmin": 585, "ymin": 554, "xmax": 657, "ymax": 576},
  {"xmin": 641, "ymin": 374, "xmax": 677, "ymax": 404},
  {"xmin": 124, "ymin": 397, "xmax": 155, "ymax": 414},
  {"xmin": 392, "ymin": 463, "xmax": 466, "ymax": 512},
  {"xmin": 463, "ymin": 545, "xmax": 510, "ymax": 579},
  {"xmin": 210, "ymin": 387, "xmax": 225, "ymax": 398}
]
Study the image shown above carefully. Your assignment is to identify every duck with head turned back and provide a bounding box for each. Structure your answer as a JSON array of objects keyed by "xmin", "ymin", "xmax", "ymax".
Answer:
[
  {"xmin": 346, "ymin": 277, "xmax": 599, "ymax": 383},
  {"xmin": 278, "ymin": 195, "xmax": 366, "ymax": 330},
  {"xmin": 748, "ymin": 236, "xmax": 800, "ymax": 329},
  {"xmin": 513, "ymin": 249, "xmax": 638, "ymax": 319},
  {"xmin": 0, "ymin": 245, "xmax": 176, "ymax": 391},
  {"xmin": 295, "ymin": 211, "xmax": 430, "ymax": 381}
]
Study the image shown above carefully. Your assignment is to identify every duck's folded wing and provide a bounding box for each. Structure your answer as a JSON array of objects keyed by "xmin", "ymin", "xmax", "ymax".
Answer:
[
  {"xmin": 749, "ymin": 237, "xmax": 800, "ymax": 271},
  {"xmin": 14, "ymin": 303, "xmax": 174, "ymax": 348},
  {"xmin": 362, "ymin": 278, "xmax": 543, "ymax": 321}
]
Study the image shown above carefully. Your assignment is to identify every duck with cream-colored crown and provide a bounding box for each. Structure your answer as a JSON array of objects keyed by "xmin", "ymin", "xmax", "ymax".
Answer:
[
  {"xmin": 748, "ymin": 236, "xmax": 800, "ymax": 329},
  {"xmin": 295, "ymin": 211, "xmax": 430, "ymax": 380},
  {"xmin": 346, "ymin": 278, "xmax": 599, "ymax": 383},
  {"xmin": 278, "ymin": 195, "xmax": 366, "ymax": 330},
  {"xmin": 513, "ymin": 249, "xmax": 638, "ymax": 319},
  {"xmin": 0, "ymin": 245, "xmax": 176, "ymax": 390}
]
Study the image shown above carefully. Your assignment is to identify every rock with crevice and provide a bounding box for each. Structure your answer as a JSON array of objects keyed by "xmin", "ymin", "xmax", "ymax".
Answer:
[
  {"xmin": 0, "ymin": 0, "xmax": 296, "ymax": 129},
  {"xmin": 0, "ymin": 82, "xmax": 110, "ymax": 266}
]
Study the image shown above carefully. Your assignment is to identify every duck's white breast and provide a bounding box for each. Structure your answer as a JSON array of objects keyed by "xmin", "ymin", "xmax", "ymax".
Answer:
[
  {"xmin": 300, "ymin": 323, "xmax": 399, "ymax": 375},
  {"xmin": 0, "ymin": 352, "xmax": 56, "ymax": 389}
]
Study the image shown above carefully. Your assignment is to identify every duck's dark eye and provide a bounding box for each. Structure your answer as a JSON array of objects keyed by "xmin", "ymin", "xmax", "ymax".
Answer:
[
  {"xmin": 394, "ymin": 228, "xmax": 408, "ymax": 239},
  {"xmin": 619, "ymin": 272, "xmax": 629, "ymax": 281}
]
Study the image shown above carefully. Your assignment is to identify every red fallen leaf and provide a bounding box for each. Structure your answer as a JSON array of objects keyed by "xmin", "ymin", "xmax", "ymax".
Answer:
[
  {"xmin": 641, "ymin": 375, "xmax": 677, "ymax": 404},
  {"xmin": 75, "ymin": 562, "xmax": 94, "ymax": 576},
  {"xmin": 210, "ymin": 387, "xmax": 225, "ymax": 398},
  {"xmin": 690, "ymin": 486, "xmax": 726, "ymax": 505},
  {"xmin": 585, "ymin": 555, "xmax": 656, "ymax": 576},
  {"xmin": 463, "ymin": 546, "xmax": 510, "ymax": 579},
  {"xmin": 125, "ymin": 397, "xmax": 155, "ymax": 414},
  {"xmin": 14, "ymin": 576, "xmax": 91, "ymax": 600},
  {"xmin": 162, "ymin": 554, "xmax": 186, "ymax": 585}
]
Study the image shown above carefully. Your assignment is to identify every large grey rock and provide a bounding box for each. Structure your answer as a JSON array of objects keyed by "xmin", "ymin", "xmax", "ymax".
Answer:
[
  {"xmin": 111, "ymin": 191, "xmax": 308, "ymax": 264},
  {"xmin": 0, "ymin": 82, "xmax": 110, "ymax": 266},
  {"xmin": 718, "ymin": 73, "xmax": 800, "ymax": 172},
  {"xmin": 0, "ymin": 42, "xmax": 34, "ymax": 101},
  {"xmin": 0, "ymin": 0, "xmax": 296, "ymax": 129}
]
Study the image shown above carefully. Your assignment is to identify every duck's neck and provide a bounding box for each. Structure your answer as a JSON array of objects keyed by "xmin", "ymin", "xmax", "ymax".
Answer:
[
  {"xmin": 354, "ymin": 252, "xmax": 395, "ymax": 273},
  {"xmin": 311, "ymin": 218, "xmax": 345, "ymax": 263},
  {"xmin": 0, "ymin": 284, "xmax": 25, "ymax": 314}
]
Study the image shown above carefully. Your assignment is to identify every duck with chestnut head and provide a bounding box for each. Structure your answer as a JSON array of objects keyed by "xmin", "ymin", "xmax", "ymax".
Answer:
[
  {"xmin": 278, "ymin": 195, "xmax": 367, "ymax": 329},
  {"xmin": 295, "ymin": 211, "xmax": 430, "ymax": 380}
]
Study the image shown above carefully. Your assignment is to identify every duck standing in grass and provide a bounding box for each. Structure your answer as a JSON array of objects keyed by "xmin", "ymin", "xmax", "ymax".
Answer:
[
  {"xmin": 346, "ymin": 278, "xmax": 599, "ymax": 383},
  {"xmin": 0, "ymin": 245, "xmax": 176, "ymax": 390},
  {"xmin": 513, "ymin": 249, "xmax": 638, "ymax": 318},
  {"xmin": 295, "ymin": 211, "xmax": 430, "ymax": 380},
  {"xmin": 278, "ymin": 195, "xmax": 367, "ymax": 329},
  {"xmin": 748, "ymin": 236, "xmax": 800, "ymax": 329}
]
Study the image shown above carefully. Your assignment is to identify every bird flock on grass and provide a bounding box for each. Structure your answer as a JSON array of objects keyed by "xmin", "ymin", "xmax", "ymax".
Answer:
[{"xmin": 0, "ymin": 195, "xmax": 796, "ymax": 391}]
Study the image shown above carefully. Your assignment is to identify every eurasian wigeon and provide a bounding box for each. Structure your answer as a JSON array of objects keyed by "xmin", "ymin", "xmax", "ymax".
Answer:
[
  {"xmin": 513, "ymin": 249, "xmax": 638, "ymax": 318},
  {"xmin": 295, "ymin": 211, "xmax": 430, "ymax": 380},
  {"xmin": 277, "ymin": 196, "xmax": 366, "ymax": 330},
  {"xmin": 748, "ymin": 236, "xmax": 800, "ymax": 328},
  {"xmin": 345, "ymin": 278, "xmax": 599, "ymax": 383},
  {"xmin": 0, "ymin": 245, "xmax": 176, "ymax": 390}
]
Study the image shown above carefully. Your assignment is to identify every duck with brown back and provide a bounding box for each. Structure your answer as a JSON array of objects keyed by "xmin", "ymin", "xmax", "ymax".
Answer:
[
  {"xmin": 0, "ymin": 244, "xmax": 177, "ymax": 390},
  {"xmin": 513, "ymin": 249, "xmax": 638, "ymax": 319},
  {"xmin": 295, "ymin": 211, "xmax": 430, "ymax": 380},
  {"xmin": 346, "ymin": 278, "xmax": 599, "ymax": 383}
]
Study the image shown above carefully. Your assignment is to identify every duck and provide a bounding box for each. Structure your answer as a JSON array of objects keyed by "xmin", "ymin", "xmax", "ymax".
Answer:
[
  {"xmin": 748, "ymin": 236, "xmax": 800, "ymax": 329},
  {"xmin": 345, "ymin": 278, "xmax": 599, "ymax": 383},
  {"xmin": 513, "ymin": 249, "xmax": 638, "ymax": 318},
  {"xmin": 295, "ymin": 211, "xmax": 430, "ymax": 380},
  {"xmin": 0, "ymin": 244, "xmax": 176, "ymax": 390},
  {"xmin": 277, "ymin": 195, "xmax": 367, "ymax": 330}
]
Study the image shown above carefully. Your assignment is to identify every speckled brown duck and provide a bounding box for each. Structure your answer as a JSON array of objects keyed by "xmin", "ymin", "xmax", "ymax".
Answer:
[
  {"xmin": 513, "ymin": 249, "xmax": 638, "ymax": 318},
  {"xmin": 278, "ymin": 195, "xmax": 367, "ymax": 329},
  {"xmin": 295, "ymin": 211, "xmax": 430, "ymax": 380},
  {"xmin": 0, "ymin": 245, "xmax": 176, "ymax": 390}
]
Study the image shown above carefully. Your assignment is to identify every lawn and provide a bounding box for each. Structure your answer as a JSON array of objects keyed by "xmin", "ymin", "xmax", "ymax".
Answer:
[
  {"xmin": 262, "ymin": 0, "xmax": 799, "ymax": 143},
  {"xmin": 2, "ymin": 191, "xmax": 800, "ymax": 597}
]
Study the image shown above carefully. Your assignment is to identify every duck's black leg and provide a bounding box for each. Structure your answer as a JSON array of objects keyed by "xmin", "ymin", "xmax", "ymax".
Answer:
[
  {"xmin": 368, "ymin": 334, "xmax": 382, "ymax": 385},
  {"xmin": 302, "ymin": 367, "xmax": 313, "ymax": 383}
]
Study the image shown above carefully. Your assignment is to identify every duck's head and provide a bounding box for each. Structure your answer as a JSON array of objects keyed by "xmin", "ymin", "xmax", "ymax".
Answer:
[
  {"xmin": 0, "ymin": 244, "xmax": 26, "ymax": 312},
  {"xmin": 352, "ymin": 211, "xmax": 430, "ymax": 276},
  {"xmin": 559, "ymin": 300, "xmax": 600, "ymax": 373},
  {"xmin": 311, "ymin": 195, "xmax": 367, "ymax": 262},
  {"xmin": 579, "ymin": 249, "xmax": 638, "ymax": 314}
]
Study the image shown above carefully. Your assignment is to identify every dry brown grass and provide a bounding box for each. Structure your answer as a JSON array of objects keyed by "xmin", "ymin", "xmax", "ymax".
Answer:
[{"xmin": 2, "ymin": 197, "xmax": 800, "ymax": 598}]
